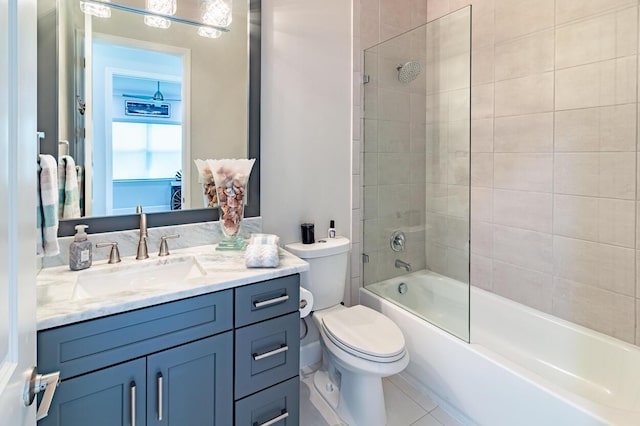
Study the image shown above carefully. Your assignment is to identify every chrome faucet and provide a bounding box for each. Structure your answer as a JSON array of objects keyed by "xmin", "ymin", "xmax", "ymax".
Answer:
[
  {"xmin": 395, "ymin": 259, "xmax": 412, "ymax": 272},
  {"xmin": 136, "ymin": 205, "xmax": 149, "ymax": 260}
]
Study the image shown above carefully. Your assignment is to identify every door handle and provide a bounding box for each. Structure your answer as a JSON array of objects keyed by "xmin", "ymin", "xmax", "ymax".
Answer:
[{"xmin": 23, "ymin": 366, "xmax": 61, "ymax": 421}]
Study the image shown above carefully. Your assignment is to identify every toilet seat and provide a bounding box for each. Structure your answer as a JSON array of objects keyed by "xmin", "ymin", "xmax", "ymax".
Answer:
[{"xmin": 321, "ymin": 305, "xmax": 406, "ymax": 363}]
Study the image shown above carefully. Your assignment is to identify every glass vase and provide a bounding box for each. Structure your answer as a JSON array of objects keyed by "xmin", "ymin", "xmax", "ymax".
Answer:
[{"xmin": 215, "ymin": 181, "xmax": 247, "ymax": 250}]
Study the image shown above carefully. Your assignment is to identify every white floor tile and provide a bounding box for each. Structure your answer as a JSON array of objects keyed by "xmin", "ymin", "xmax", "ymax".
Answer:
[
  {"xmin": 430, "ymin": 407, "xmax": 464, "ymax": 426},
  {"xmin": 300, "ymin": 373, "xmax": 346, "ymax": 426},
  {"xmin": 387, "ymin": 374, "xmax": 438, "ymax": 413},
  {"xmin": 383, "ymin": 378, "xmax": 428, "ymax": 426},
  {"xmin": 411, "ymin": 414, "xmax": 444, "ymax": 426}
]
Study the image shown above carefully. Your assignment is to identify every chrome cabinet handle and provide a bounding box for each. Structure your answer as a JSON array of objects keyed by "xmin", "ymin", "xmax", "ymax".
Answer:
[
  {"xmin": 253, "ymin": 295, "xmax": 289, "ymax": 309},
  {"xmin": 157, "ymin": 372, "xmax": 163, "ymax": 421},
  {"xmin": 254, "ymin": 410, "xmax": 289, "ymax": 426},
  {"xmin": 253, "ymin": 344, "xmax": 289, "ymax": 361},
  {"xmin": 130, "ymin": 381, "xmax": 136, "ymax": 426}
]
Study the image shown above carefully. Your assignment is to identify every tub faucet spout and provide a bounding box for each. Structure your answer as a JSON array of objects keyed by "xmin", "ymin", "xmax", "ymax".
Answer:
[{"xmin": 395, "ymin": 259, "xmax": 412, "ymax": 272}]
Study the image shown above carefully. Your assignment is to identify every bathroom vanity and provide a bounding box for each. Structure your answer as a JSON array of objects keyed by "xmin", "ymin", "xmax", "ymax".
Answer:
[{"xmin": 36, "ymin": 246, "xmax": 307, "ymax": 425}]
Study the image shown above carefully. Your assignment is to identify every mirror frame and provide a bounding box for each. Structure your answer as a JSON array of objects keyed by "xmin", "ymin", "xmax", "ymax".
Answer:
[{"xmin": 59, "ymin": 0, "xmax": 261, "ymax": 236}]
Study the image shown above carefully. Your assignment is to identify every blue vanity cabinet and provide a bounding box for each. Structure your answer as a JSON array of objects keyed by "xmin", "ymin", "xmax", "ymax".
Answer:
[
  {"xmin": 146, "ymin": 332, "xmax": 233, "ymax": 426},
  {"xmin": 38, "ymin": 358, "xmax": 146, "ymax": 426}
]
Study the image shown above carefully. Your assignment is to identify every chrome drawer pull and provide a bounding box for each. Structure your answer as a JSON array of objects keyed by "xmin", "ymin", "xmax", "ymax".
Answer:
[
  {"xmin": 254, "ymin": 410, "xmax": 289, "ymax": 426},
  {"xmin": 157, "ymin": 372, "xmax": 163, "ymax": 421},
  {"xmin": 253, "ymin": 295, "xmax": 289, "ymax": 309},
  {"xmin": 130, "ymin": 381, "xmax": 136, "ymax": 426},
  {"xmin": 253, "ymin": 344, "xmax": 289, "ymax": 361}
]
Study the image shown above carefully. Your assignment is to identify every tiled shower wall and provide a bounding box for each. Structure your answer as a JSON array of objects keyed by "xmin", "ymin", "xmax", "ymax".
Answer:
[{"xmin": 355, "ymin": 0, "xmax": 640, "ymax": 346}]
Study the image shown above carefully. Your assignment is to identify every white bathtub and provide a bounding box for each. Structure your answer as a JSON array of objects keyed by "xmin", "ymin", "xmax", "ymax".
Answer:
[{"xmin": 361, "ymin": 270, "xmax": 640, "ymax": 425}]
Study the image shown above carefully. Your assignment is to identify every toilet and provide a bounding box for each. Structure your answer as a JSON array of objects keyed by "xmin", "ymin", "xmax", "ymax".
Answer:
[{"xmin": 286, "ymin": 237, "xmax": 409, "ymax": 426}]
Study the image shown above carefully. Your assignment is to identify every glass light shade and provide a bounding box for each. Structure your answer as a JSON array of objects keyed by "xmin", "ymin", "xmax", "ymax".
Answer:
[
  {"xmin": 144, "ymin": 15, "xmax": 171, "ymax": 28},
  {"xmin": 146, "ymin": 0, "xmax": 176, "ymax": 15},
  {"xmin": 80, "ymin": 1, "xmax": 111, "ymax": 18},
  {"xmin": 201, "ymin": 0, "xmax": 232, "ymax": 27},
  {"xmin": 197, "ymin": 26, "xmax": 222, "ymax": 39}
]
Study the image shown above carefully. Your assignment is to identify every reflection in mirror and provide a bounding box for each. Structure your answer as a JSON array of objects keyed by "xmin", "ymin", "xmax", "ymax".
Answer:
[{"xmin": 37, "ymin": 0, "xmax": 250, "ymax": 219}]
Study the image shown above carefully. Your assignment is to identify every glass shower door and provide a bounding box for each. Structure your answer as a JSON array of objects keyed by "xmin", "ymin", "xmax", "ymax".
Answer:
[{"xmin": 362, "ymin": 7, "xmax": 471, "ymax": 342}]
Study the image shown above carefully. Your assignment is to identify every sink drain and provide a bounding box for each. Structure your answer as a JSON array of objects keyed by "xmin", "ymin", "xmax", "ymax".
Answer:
[{"xmin": 398, "ymin": 282, "xmax": 408, "ymax": 294}]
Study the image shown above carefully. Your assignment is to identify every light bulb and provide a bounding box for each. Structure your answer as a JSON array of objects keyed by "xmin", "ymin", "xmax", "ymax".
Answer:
[
  {"xmin": 201, "ymin": 0, "xmax": 232, "ymax": 28},
  {"xmin": 80, "ymin": 1, "xmax": 111, "ymax": 18},
  {"xmin": 197, "ymin": 26, "xmax": 222, "ymax": 38}
]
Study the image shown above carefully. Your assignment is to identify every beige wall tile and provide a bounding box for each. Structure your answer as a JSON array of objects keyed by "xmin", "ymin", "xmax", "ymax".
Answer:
[
  {"xmin": 380, "ymin": 0, "xmax": 416, "ymax": 41},
  {"xmin": 378, "ymin": 153, "xmax": 413, "ymax": 184},
  {"xmin": 427, "ymin": 183, "xmax": 448, "ymax": 214},
  {"xmin": 471, "ymin": 118, "xmax": 494, "ymax": 152},
  {"xmin": 471, "ymin": 220, "xmax": 493, "ymax": 257},
  {"xmin": 471, "ymin": 6, "xmax": 495, "ymax": 49},
  {"xmin": 597, "ymin": 198, "xmax": 635, "ymax": 248},
  {"xmin": 556, "ymin": 0, "xmax": 636, "ymax": 26},
  {"xmin": 495, "ymin": 0, "xmax": 554, "ymax": 43},
  {"xmin": 494, "ymin": 153, "xmax": 553, "ymax": 192},
  {"xmin": 552, "ymin": 277, "xmax": 635, "ymax": 343},
  {"xmin": 495, "ymin": 73, "xmax": 554, "ymax": 117},
  {"xmin": 555, "ymin": 104, "xmax": 637, "ymax": 152},
  {"xmin": 471, "ymin": 254, "xmax": 492, "ymax": 290},
  {"xmin": 427, "ymin": 0, "xmax": 450, "ymax": 22},
  {"xmin": 447, "ymin": 247, "xmax": 469, "ymax": 282},
  {"xmin": 493, "ymin": 225, "xmax": 553, "ymax": 273},
  {"xmin": 360, "ymin": 0, "xmax": 380, "ymax": 49},
  {"xmin": 446, "ymin": 216, "xmax": 469, "ymax": 250},
  {"xmin": 555, "ymin": 57, "xmax": 637, "ymax": 111},
  {"xmin": 494, "ymin": 112, "xmax": 553, "ymax": 152},
  {"xmin": 363, "ymin": 186, "xmax": 378, "ymax": 220},
  {"xmin": 553, "ymin": 195, "xmax": 599, "ymax": 242},
  {"xmin": 378, "ymin": 184, "xmax": 412, "ymax": 217},
  {"xmin": 353, "ymin": 175, "xmax": 361, "ymax": 209},
  {"xmin": 471, "ymin": 83, "xmax": 493, "ymax": 120},
  {"xmin": 427, "ymin": 241, "xmax": 448, "ymax": 275},
  {"xmin": 472, "ymin": 46, "xmax": 494, "ymax": 86},
  {"xmin": 352, "ymin": 208, "xmax": 362, "ymax": 244},
  {"xmin": 363, "ymin": 153, "xmax": 378, "ymax": 186},
  {"xmin": 447, "ymin": 120, "xmax": 470, "ymax": 153},
  {"xmin": 378, "ymin": 88, "xmax": 412, "ymax": 121},
  {"xmin": 448, "ymin": 184, "xmax": 469, "ymax": 218},
  {"xmin": 553, "ymin": 236, "xmax": 635, "ymax": 296},
  {"xmin": 363, "ymin": 119, "xmax": 378, "ymax": 152},
  {"xmin": 448, "ymin": 151, "xmax": 470, "ymax": 185},
  {"xmin": 556, "ymin": 7, "xmax": 638, "ymax": 69},
  {"xmin": 471, "ymin": 152, "xmax": 493, "ymax": 188},
  {"xmin": 554, "ymin": 153, "xmax": 599, "ymax": 197},
  {"xmin": 493, "ymin": 189, "xmax": 552, "ymax": 233},
  {"xmin": 449, "ymin": 88, "xmax": 472, "ymax": 122},
  {"xmin": 410, "ymin": 153, "xmax": 426, "ymax": 184},
  {"xmin": 471, "ymin": 187, "xmax": 492, "ymax": 222},
  {"xmin": 495, "ymin": 30, "xmax": 554, "ymax": 81},
  {"xmin": 599, "ymin": 152, "xmax": 636, "ymax": 200},
  {"xmin": 378, "ymin": 120, "xmax": 411, "ymax": 153},
  {"xmin": 636, "ymin": 299, "xmax": 640, "ymax": 345},
  {"xmin": 493, "ymin": 260, "xmax": 553, "ymax": 312}
]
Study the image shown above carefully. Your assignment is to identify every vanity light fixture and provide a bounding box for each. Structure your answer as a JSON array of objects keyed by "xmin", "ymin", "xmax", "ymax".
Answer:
[
  {"xmin": 200, "ymin": 0, "xmax": 232, "ymax": 28},
  {"xmin": 197, "ymin": 26, "xmax": 222, "ymax": 39},
  {"xmin": 144, "ymin": 0, "xmax": 176, "ymax": 29},
  {"xmin": 79, "ymin": 0, "xmax": 111, "ymax": 18}
]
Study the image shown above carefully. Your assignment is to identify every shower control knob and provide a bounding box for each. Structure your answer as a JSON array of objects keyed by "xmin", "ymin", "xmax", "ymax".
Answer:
[{"xmin": 390, "ymin": 231, "xmax": 406, "ymax": 252}]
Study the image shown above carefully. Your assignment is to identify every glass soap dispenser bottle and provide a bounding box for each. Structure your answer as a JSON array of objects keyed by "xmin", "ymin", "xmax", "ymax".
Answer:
[{"xmin": 69, "ymin": 224, "xmax": 92, "ymax": 271}]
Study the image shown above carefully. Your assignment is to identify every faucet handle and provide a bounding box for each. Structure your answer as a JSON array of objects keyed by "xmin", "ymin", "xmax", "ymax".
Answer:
[
  {"xmin": 158, "ymin": 234, "xmax": 180, "ymax": 256},
  {"xmin": 96, "ymin": 242, "xmax": 121, "ymax": 264}
]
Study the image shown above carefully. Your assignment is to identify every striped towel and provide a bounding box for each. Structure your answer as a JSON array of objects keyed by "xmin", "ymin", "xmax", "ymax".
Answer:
[
  {"xmin": 248, "ymin": 233, "xmax": 280, "ymax": 245},
  {"xmin": 245, "ymin": 243, "xmax": 280, "ymax": 268},
  {"xmin": 58, "ymin": 155, "xmax": 81, "ymax": 219},
  {"xmin": 37, "ymin": 155, "xmax": 60, "ymax": 256}
]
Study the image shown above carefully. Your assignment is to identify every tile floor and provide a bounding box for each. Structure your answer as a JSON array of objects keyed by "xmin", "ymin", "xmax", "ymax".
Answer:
[{"xmin": 299, "ymin": 366, "xmax": 464, "ymax": 426}]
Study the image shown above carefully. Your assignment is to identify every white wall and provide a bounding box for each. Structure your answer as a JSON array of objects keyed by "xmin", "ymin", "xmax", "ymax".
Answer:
[{"xmin": 261, "ymin": 0, "xmax": 353, "ymax": 250}]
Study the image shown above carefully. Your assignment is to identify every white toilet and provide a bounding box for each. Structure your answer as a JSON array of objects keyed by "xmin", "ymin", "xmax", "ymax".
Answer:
[{"xmin": 286, "ymin": 237, "xmax": 409, "ymax": 426}]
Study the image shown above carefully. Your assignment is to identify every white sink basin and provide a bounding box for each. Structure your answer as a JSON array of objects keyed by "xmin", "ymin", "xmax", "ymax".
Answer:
[{"xmin": 72, "ymin": 255, "xmax": 207, "ymax": 300}]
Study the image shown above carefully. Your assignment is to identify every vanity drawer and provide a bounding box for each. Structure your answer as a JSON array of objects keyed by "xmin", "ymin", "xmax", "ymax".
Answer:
[
  {"xmin": 234, "ymin": 376, "xmax": 299, "ymax": 426},
  {"xmin": 235, "ymin": 274, "xmax": 300, "ymax": 327},
  {"xmin": 38, "ymin": 290, "xmax": 233, "ymax": 380},
  {"xmin": 234, "ymin": 311, "xmax": 300, "ymax": 399}
]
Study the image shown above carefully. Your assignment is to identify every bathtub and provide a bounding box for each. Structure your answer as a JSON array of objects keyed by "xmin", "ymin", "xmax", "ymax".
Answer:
[{"xmin": 361, "ymin": 270, "xmax": 640, "ymax": 425}]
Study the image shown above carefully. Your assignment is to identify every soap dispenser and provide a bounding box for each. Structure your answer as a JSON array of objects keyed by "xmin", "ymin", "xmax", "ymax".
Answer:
[{"xmin": 69, "ymin": 224, "xmax": 92, "ymax": 271}]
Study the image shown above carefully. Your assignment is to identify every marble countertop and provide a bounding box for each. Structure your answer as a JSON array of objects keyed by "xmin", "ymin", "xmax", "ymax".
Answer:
[{"xmin": 37, "ymin": 244, "xmax": 309, "ymax": 331}]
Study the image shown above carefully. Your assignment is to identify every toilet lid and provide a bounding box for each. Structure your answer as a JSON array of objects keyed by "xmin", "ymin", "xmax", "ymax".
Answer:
[{"xmin": 322, "ymin": 305, "xmax": 406, "ymax": 361}]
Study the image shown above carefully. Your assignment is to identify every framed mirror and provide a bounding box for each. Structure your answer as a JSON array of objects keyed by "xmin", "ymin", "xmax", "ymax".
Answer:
[{"xmin": 37, "ymin": 0, "xmax": 260, "ymax": 236}]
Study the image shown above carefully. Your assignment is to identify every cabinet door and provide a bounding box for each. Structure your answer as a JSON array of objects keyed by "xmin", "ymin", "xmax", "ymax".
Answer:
[
  {"xmin": 147, "ymin": 332, "xmax": 233, "ymax": 426},
  {"xmin": 38, "ymin": 358, "xmax": 146, "ymax": 426}
]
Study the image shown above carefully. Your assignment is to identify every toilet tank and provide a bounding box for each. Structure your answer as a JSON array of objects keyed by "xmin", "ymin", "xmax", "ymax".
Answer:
[{"xmin": 285, "ymin": 237, "xmax": 350, "ymax": 310}]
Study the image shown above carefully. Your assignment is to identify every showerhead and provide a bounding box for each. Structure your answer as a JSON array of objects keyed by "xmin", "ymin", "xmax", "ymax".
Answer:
[{"xmin": 397, "ymin": 61, "xmax": 422, "ymax": 83}]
